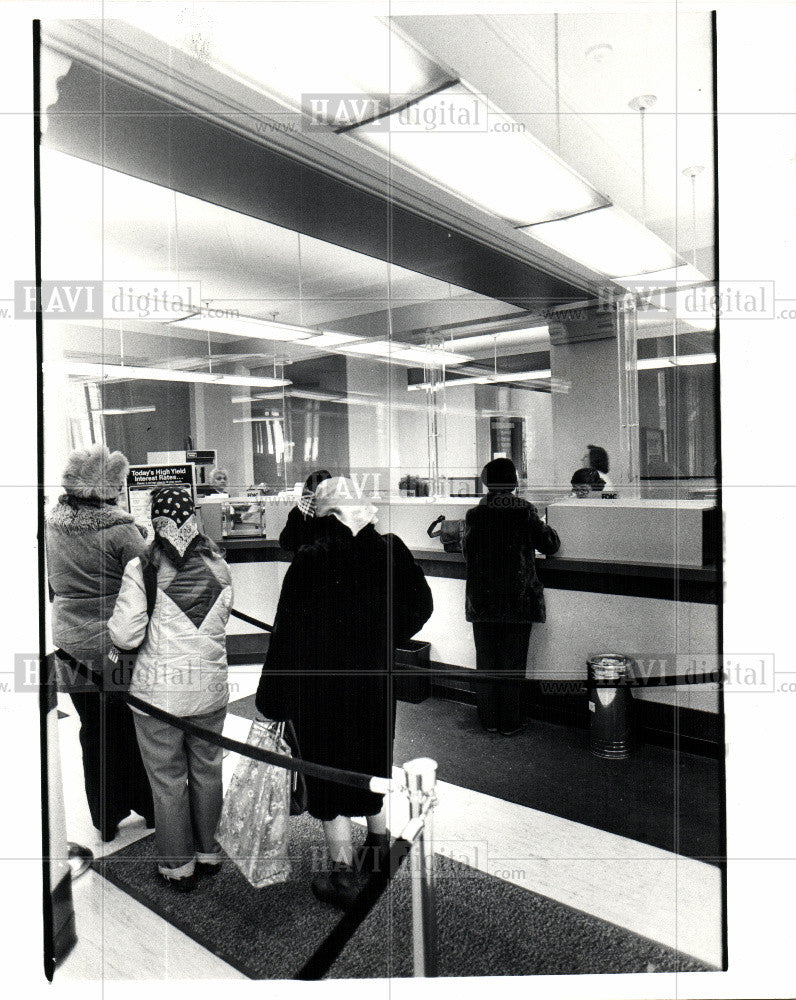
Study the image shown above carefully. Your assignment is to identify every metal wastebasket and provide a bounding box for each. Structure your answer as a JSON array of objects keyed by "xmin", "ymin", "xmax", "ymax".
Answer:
[
  {"xmin": 587, "ymin": 654, "xmax": 634, "ymax": 759},
  {"xmin": 394, "ymin": 640, "xmax": 432, "ymax": 704}
]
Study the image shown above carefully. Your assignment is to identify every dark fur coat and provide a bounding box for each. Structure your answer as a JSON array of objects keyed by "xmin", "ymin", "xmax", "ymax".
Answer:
[{"xmin": 256, "ymin": 517, "xmax": 433, "ymax": 820}]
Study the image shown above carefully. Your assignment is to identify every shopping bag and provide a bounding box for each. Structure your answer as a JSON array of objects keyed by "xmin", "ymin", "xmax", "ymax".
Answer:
[{"xmin": 216, "ymin": 718, "xmax": 292, "ymax": 888}]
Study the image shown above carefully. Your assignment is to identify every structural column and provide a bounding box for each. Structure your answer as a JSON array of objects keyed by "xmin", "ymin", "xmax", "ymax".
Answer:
[{"xmin": 549, "ymin": 305, "xmax": 639, "ymax": 489}]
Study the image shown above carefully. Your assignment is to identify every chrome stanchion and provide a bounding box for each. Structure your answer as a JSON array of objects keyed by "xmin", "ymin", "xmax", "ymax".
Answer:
[{"xmin": 403, "ymin": 757, "xmax": 439, "ymax": 978}]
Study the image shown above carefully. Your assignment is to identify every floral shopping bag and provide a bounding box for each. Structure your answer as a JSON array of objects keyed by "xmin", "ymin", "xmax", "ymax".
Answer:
[{"xmin": 216, "ymin": 718, "xmax": 292, "ymax": 888}]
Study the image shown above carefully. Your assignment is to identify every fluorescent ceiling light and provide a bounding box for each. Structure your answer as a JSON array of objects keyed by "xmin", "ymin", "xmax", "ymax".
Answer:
[
  {"xmin": 519, "ymin": 206, "xmax": 681, "ymax": 277},
  {"xmin": 118, "ymin": 9, "xmax": 453, "ymax": 128},
  {"xmin": 353, "ymin": 83, "xmax": 608, "ymax": 226},
  {"xmin": 441, "ymin": 326, "xmax": 550, "ymax": 354},
  {"xmin": 343, "ymin": 340, "xmax": 472, "ymax": 366},
  {"xmin": 171, "ymin": 314, "xmax": 313, "ymax": 342},
  {"xmin": 637, "ymin": 354, "xmax": 716, "ymax": 370},
  {"xmin": 408, "ymin": 368, "xmax": 551, "ymax": 390},
  {"xmin": 96, "ymin": 405, "xmax": 157, "ymax": 415},
  {"xmin": 670, "ymin": 286, "xmax": 717, "ymax": 331},
  {"xmin": 502, "ymin": 369, "xmax": 553, "ymax": 382},
  {"xmin": 616, "ymin": 263, "xmax": 707, "ymax": 288},
  {"xmin": 233, "ymin": 416, "xmax": 284, "ymax": 424},
  {"xmin": 672, "ymin": 352, "xmax": 717, "ymax": 366},
  {"xmin": 637, "ymin": 357, "xmax": 675, "ymax": 370},
  {"xmin": 299, "ymin": 332, "xmax": 365, "ymax": 349},
  {"xmin": 60, "ymin": 361, "xmax": 290, "ymax": 388},
  {"xmin": 232, "ymin": 389, "xmax": 374, "ymax": 406}
]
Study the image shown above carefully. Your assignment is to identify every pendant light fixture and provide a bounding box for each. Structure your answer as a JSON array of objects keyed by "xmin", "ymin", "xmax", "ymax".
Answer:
[
  {"xmin": 682, "ymin": 165, "xmax": 706, "ymax": 267},
  {"xmin": 628, "ymin": 94, "xmax": 658, "ymax": 224}
]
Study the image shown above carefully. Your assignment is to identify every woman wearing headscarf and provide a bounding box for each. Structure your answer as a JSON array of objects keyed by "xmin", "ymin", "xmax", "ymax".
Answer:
[
  {"xmin": 278, "ymin": 469, "xmax": 332, "ymax": 552},
  {"xmin": 108, "ymin": 487, "xmax": 233, "ymax": 891},
  {"xmin": 256, "ymin": 477, "xmax": 433, "ymax": 909},
  {"xmin": 45, "ymin": 444, "xmax": 154, "ymax": 841}
]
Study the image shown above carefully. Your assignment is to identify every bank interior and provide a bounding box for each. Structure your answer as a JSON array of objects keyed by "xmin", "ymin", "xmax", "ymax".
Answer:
[{"xmin": 40, "ymin": 7, "xmax": 723, "ymax": 981}]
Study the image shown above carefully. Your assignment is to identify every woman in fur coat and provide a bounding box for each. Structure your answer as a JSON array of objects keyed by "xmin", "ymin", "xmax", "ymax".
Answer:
[
  {"xmin": 257, "ymin": 477, "xmax": 433, "ymax": 910},
  {"xmin": 45, "ymin": 444, "xmax": 154, "ymax": 841}
]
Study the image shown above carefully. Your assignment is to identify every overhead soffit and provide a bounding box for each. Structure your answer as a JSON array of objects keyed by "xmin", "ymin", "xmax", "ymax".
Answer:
[{"xmin": 40, "ymin": 18, "xmax": 606, "ymax": 299}]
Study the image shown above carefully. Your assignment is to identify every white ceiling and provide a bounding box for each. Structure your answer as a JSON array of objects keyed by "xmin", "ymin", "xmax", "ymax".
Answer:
[
  {"xmin": 395, "ymin": 11, "xmax": 716, "ymax": 256},
  {"xmin": 43, "ymin": 8, "xmax": 718, "ymax": 292},
  {"xmin": 42, "ymin": 9, "xmax": 718, "ymax": 376}
]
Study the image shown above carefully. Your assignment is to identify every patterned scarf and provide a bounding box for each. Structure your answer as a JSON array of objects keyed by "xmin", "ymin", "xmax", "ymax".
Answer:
[
  {"xmin": 297, "ymin": 493, "xmax": 316, "ymax": 518},
  {"xmin": 151, "ymin": 487, "xmax": 199, "ymax": 563}
]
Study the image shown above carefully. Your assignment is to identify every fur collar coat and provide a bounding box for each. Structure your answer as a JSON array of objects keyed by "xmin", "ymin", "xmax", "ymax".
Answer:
[{"xmin": 46, "ymin": 497, "xmax": 148, "ymax": 669}]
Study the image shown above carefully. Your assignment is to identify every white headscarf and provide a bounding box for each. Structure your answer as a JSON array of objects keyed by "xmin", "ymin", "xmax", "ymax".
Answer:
[{"xmin": 314, "ymin": 477, "xmax": 378, "ymax": 536}]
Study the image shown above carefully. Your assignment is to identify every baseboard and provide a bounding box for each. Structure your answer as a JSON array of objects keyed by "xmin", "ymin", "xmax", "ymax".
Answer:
[
  {"xmin": 226, "ymin": 638, "xmax": 723, "ymax": 758},
  {"xmin": 428, "ymin": 661, "xmax": 723, "ymax": 759}
]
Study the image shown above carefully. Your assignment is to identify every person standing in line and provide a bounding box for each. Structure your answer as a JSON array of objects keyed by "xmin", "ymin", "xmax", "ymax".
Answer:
[
  {"xmin": 45, "ymin": 444, "xmax": 154, "ymax": 841},
  {"xmin": 108, "ymin": 487, "xmax": 233, "ymax": 892},
  {"xmin": 256, "ymin": 477, "xmax": 433, "ymax": 910},
  {"xmin": 278, "ymin": 469, "xmax": 332, "ymax": 552},
  {"xmin": 463, "ymin": 458, "xmax": 561, "ymax": 736},
  {"xmin": 582, "ymin": 444, "xmax": 613, "ymax": 491}
]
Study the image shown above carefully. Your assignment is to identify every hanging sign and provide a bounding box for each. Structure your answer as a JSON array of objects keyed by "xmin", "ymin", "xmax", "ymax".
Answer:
[{"xmin": 126, "ymin": 463, "xmax": 196, "ymax": 538}]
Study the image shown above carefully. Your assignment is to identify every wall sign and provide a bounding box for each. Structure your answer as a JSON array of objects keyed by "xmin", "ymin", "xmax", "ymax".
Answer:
[{"xmin": 126, "ymin": 463, "xmax": 196, "ymax": 537}]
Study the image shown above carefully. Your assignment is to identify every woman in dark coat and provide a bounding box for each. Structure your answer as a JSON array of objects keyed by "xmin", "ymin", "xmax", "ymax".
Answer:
[
  {"xmin": 278, "ymin": 469, "xmax": 332, "ymax": 552},
  {"xmin": 45, "ymin": 444, "xmax": 154, "ymax": 841},
  {"xmin": 463, "ymin": 458, "xmax": 561, "ymax": 736},
  {"xmin": 256, "ymin": 477, "xmax": 433, "ymax": 909}
]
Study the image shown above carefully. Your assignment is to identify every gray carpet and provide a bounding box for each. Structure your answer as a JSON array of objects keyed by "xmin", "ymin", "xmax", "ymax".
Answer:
[
  {"xmin": 329, "ymin": 858, "xmax": 711, "ymax": 978},
  {"xmin": 97, "ymin": 818, "xmax": 367, "ymax": 979},
  {"xmin": 98, "ymin": 816, "xmax": 711, "ymax": 979}
]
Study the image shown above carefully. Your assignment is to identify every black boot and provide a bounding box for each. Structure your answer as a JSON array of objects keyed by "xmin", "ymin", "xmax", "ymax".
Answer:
[
  {"xmin": 311, "ymin": 861, "xmax": 362, "ymax": 911},
  {"xmin": 160, "ymin": 870, "xmax": 197, "ymax": 893}
]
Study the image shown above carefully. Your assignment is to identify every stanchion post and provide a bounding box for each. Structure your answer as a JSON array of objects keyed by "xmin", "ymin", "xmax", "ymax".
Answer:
[{"xmin": 403, "ymin": 757, "xmax": 439, "ymax": 978}]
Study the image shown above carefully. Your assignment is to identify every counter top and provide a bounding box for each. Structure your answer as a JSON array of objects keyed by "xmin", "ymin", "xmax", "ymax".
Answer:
[{"xmin": 219, "ymin": 537, "xmax": 719, "ymax": 604}]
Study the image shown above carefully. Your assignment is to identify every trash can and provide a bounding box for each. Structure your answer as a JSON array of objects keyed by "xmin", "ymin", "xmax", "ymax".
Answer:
[
  {"xmin": 394, "ymin": 640, "xmax": 432, "ymax": 704},
  {"xmin": 587, "ymin": 654, "xmax": 634, "ymax": 759}
]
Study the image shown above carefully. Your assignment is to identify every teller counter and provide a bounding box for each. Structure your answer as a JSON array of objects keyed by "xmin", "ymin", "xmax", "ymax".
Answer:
[{"xmin": 209, "ymin": 495, "xmax": 721, "ymax": 749}]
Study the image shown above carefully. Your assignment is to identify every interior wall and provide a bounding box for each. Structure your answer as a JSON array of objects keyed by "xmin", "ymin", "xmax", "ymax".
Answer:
[
  {"xmin": 101, "ymin": 380, "xmax": 192, "ymax": 466},
  {"xmin": 550, "ymin": 334, "xmax": 627, "ymax": 487},
  {"xmin": 346, "ymin": 356, "xmax": 430, "ymax": 490},
  {"xmin": 190, "ymin": 382, "xmax": 254, "ymax": 492},
  {"xmin": 443, "ymin": 383, "xmax": 479, "ymax": 480}
]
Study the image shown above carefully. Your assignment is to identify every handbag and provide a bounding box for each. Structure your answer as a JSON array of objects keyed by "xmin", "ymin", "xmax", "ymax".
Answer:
[
  {"xmin": 216, "ymin": 718, "xmax": 292, "ymax": 888},
  {"xmin": 427, "ymin": 514, "xmax": 465, "ymax": 553}
]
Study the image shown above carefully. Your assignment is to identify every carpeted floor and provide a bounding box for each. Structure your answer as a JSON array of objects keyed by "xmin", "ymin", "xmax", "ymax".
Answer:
[
  {"xmin": 227, "ymin": 693, "xmax": 722, "ymax": 864},
  {"xmin": 96, "ymin": 819, "xmax": 367, "ymax": 979},
  {"xmin": 328, "ymin": 856, "xmax": 710, "ymax": 978},
  {"xmin": 97, "ymin": 817, "xmax": 711, "ymax": 979}
]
